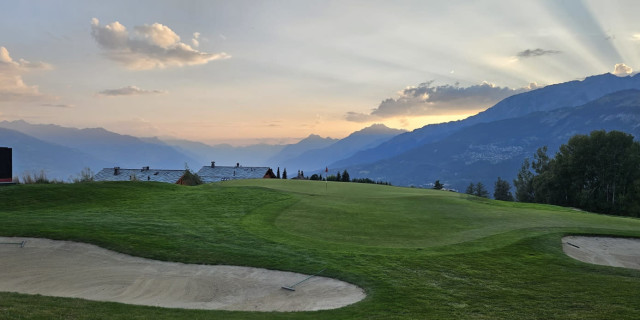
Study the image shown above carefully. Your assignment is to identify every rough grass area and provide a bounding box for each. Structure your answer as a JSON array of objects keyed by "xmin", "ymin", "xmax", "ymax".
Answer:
[{"xmin": 1, "ymin": 180, "xmax": 639, "ymax": 319}]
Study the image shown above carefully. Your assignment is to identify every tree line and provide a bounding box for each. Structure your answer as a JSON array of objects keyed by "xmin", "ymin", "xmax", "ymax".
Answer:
[
  {"xmin": 432, "ymin": 178, "xmax": 514, "ymax": 200},
  {"xmin": 461, "ymin": 178, "xmax": 513, "ymax": 201},
  {"xmin": 513, "ymin": 130, "xmax": 640, "ymax": 216},
  {"xmin": 305, "ymin": 169, "xmax": 391, "ymax": 185}
]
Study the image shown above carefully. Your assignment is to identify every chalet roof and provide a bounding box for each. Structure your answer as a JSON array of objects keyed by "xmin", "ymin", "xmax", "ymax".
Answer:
[
  {"xmin": 196, "ymin": 166, "xmax": 270, "ymax": 183},
  {"xmin": 94, "ymin": 167, "xmax": 185, "ymax": 183}
]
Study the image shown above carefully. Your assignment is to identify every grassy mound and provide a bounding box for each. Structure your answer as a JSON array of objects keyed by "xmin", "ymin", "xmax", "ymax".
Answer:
[{"xmin": 1, "ymin": 180, "xmax": 639, "ymax": 319}]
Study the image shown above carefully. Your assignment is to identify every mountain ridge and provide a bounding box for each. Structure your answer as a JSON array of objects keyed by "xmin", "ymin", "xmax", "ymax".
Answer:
[
  {"xmin": 274, "ymin": 123, "xmax": 405, "ymax": 171},
  {"xmin": 0, "ymin": 127, "xmax": 110, "ymax": 180},
  {"xmin": 0, "ymin": 120, "xmax": 198, "ymax": 171},
  {"xmin": 330, "ymin": 73, "xmax": 640, "ymax": 169},
  {"xmin": 341, "ymin": 89, "xmax": 640, "ymax": 192}
]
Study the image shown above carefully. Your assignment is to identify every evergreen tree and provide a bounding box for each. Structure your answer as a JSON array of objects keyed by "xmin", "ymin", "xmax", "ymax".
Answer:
[
  {"xmin": 530, "ymin": 146, "xmax": 555, "ymax": 204},
  {"xmin": 494, "ymin": 177, "xmax": 514, "ymax": 201},
  {"xmin": 475, "ymin": 182, "xmax": 489, "ymax": 198},
  {"xmin": 531, "ymin": 146, "xmax": 550, "ymax": 174},
  {"xmin": 465, "ymin": 183, "xmax": 475, "ymax": 195},
  {"xmin": 282, "ymin": 168, "xmax": 287, "ymax": 179},
  {"xmin": 513, "ymin": 159, "xmax": 534, "ymax": 202},
  {"xmin": 433, "ymin": 180, "xmax": 444, "ymax": 190},
  {"xmin": 342, "ymin": 170, "xmax": 350, "ymax": 182},
  {"xmin": 336, "ymin": 171, "xmax": 341, "ymax": 182},
  {"xmin": 277, "ymin": 167, "xmax": 281, "ymax": 179}
]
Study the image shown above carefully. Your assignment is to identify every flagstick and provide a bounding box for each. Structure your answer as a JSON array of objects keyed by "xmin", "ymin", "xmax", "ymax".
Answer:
[{"xmin": 325, "ymin": 167, "xmax": 328, "ymax": 191}]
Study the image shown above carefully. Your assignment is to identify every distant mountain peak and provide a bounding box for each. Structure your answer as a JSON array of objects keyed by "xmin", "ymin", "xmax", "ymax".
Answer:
[
  {"xmin": 0, "ymin": 119, "xmax": 28, "ymax": 125},
  {"xmin": 299, "ymin": 134, "xmax": 336, "ymax": 143},
  {"xmin": 356, "ymin": 123, "xmax": 405, "ymax": 135}
]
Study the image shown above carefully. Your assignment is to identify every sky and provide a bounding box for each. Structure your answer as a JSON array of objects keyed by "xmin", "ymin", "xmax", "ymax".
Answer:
[{"xmin": 1, "ymin": 0, "xmax": 639, "ymax": 145}]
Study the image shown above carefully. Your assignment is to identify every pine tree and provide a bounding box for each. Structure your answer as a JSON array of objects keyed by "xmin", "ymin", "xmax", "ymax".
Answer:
[
  {"xmin": 465, "ymin": 183, "xmax": 475, "ymax": 195},
  {"xmin": 433, "ymin": 180, "xmax": 444, "ymax": 190},
  {"xmin": 336, "ymin": 171, "xmax": 341, "ymax": 182},
  {"xmin": 513, "ymin": 159, "xmax": 534, "ymax": 202},
  {"xmin": 282, "ymin": 168, "xmax": 287, "ymax": 179},
  {"xmin": 342, "ymin": 170, "xmax": 350, "ymax": 182},
  {"xmin": 475, "ymin": 182, "xmax": 489, "ymax": 198},
  {"xmin": 277, "ymin": 167, "xmax": 281, "ymax": 179},
  {"xmin": 494, "ymin": 177, "xmax": 514, "ymax": 201}
]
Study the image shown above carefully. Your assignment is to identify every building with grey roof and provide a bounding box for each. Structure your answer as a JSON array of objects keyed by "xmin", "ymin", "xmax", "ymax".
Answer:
[
  {"xmin": 196, "ymin": 163, "xmax": 271, "ymax": 183},
  {"xmin": 94, "ymin": 163, "xmax": 275, "ymax": 184},
  {"xmin": 94, "ymin": 167, "xmax": 186, "ymax": 183}
]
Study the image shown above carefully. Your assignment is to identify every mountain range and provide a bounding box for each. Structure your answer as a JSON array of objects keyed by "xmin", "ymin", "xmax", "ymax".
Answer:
[
  {"xmin": 157, "ymin": 138, "xmax": 285, "ymax": 168},
  {"xmin": 268, "ymin": 124, "xmax": 405, "ymax": 172},
  {"xmin": 0, "ymin": 127, "xmax": 109, "ymax": 180},
  {"xmin": 330, "ymin": 73, "xmax": 640, "ymax": 169},
  {"xmin": 2, "ymin": 72, "xmax": 639, "ymax": 191},
  {"xmin": 337, "ymin": 89, "xmax": 640, "ymax": 191},
  {"xmin": 0, "ymin": 120, "xmax": 402, "ymax": 181}
]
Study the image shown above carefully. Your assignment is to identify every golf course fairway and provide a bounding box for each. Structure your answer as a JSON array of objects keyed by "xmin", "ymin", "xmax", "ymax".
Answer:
[{"xmin": 1, "ymin": 179, "xmax": 639, "ymax": 319}]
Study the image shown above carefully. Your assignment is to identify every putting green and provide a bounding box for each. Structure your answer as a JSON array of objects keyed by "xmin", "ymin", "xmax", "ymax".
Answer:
[{"xmin": 234, "ymin": 180, "xmax": 640, "ymax": 250}]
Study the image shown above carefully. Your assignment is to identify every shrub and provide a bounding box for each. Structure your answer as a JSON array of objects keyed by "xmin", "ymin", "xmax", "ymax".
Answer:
[
  {"xmin": 72, "ymin": 167, "xmax": 95, "ymax": 183},
  {"xmin": 20, "ymin": 170, "xmax": 62, "ymax": 184},
  {"xmin": 179, "ymin": 168, "xmax": 203, "ymax": 186}
]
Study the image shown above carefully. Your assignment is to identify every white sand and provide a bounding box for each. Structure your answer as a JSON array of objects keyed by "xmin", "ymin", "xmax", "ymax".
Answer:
[
  {"xmin": 0, "ymin": 237, "xmax": 365, "ymax": 311},
  {"xmin": 562, "ymin": 236, "xmax": 640, "ymax": 270}
]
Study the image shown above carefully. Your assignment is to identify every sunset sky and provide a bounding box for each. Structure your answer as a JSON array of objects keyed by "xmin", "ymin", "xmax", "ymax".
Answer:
[{"xmin": 1, "ymin": 0, "xmax": 638, "ymax": 145}]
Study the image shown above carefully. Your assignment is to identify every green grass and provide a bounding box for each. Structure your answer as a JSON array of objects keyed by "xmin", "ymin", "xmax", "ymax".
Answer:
[{"xmin": 1, "ymin": 179, "xmax": 639, "ymax": 319}]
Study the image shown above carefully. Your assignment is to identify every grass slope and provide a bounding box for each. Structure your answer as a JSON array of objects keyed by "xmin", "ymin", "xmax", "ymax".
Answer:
[{"xmin": 1, "ymin": 180, "xmax": 639, "ymax": 319}]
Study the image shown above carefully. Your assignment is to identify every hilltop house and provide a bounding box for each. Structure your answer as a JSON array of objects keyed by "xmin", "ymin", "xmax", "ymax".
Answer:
[
  {"xmin": 94, "ymin": 162, "xmax": 275, "ymax": 184},
  {"xmin": 196, "ymin": 162, "xmax": 272, "ymax": 183},
  {"xmin": 94, "ymin": 166, "xmax": 187, "ymax": 183}
]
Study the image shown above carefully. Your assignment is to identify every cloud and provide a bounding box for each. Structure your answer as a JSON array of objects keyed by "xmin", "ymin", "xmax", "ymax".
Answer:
[
  {"xmin": 345, "ymin": 111, "xmax": 377, "ymax": 122},
  {"xmin": 90, "ymin": 18, "xmax": 230, "ymax": 70},
  {"xmin": 98, "ymin": 85, "xmax": 166, "ymax": 96},
  {"xmin": 525, "ymin": 82, "xmax": 543, "ymax": 90},
  {"xmin": 613, "ymin": 63, "xmax": 633, "ymax": 76},
  {"xmin": 41, "ymin": 103, "xmax": 74, "ymax": 108},
  {"xmin": 0, "ymin": 46, "xmax": 52, "ymax": 102},
  {"xmin": 516, "ymin": 48, "xmax": 561, "ymax": 58},
  {"xmin": 632, "ymin": 34, "xmax": 640, "ymax": 41},
  {"xmin": 346, "ymin": 81, "xmax": 538, "ymax": 122},
  {"xmin": 191, "ymin": 32, "xmax": 200, "ymax": 47}
]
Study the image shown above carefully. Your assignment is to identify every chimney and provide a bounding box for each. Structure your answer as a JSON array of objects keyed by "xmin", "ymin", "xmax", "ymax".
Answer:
[
  {"xmin": 211, "ymin": 161, "xmax": 215, "ymax": 168},
  {"xmin": 114, "ymin": 167, "xmax": 120, "ymax": 175}
]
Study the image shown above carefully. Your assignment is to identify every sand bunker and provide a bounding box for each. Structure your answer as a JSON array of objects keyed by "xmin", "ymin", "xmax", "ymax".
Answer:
[
  {"xmin": 562, "ymin": 236, "xmax": 640, "ymax": 270},
  {"xmin": 0, "ymin": 237, "xmax": 365, "ymax": 311}
]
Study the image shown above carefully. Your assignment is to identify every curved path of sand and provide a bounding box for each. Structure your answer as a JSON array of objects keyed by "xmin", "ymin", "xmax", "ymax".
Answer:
[
  {"xmin": 0, "ymin": 237, "xmax": 365, "ymax": 311},
  {"xmin": 562, "ymin": 236, "xmax": 640, "ymax": 270}
]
